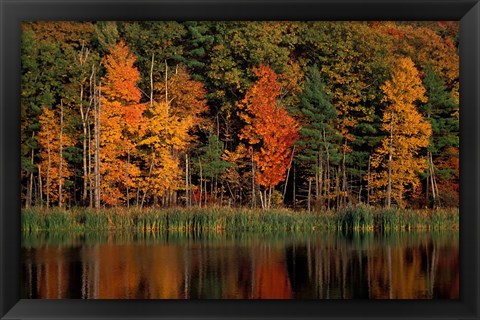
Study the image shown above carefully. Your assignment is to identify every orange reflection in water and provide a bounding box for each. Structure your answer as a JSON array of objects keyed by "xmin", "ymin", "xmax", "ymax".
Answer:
[
  {"xmin": 22, "ymin": 232, "xmax": 459, "ymax": 299},
  {"xmin": 252, "ymin": 244, "xmax": 293, "ymax": 299},
  {"xmin": 29, "ymin": 246, "xmax": 70, "ymax": 299}
]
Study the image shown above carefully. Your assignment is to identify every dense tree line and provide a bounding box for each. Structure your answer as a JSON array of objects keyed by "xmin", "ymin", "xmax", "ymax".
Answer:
[{"xmin": 21, "ymin": 21, "xmax": 459, "ymax": 210}]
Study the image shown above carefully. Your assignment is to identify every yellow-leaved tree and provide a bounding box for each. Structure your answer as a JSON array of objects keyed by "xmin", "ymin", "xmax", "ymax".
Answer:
[
  {"xmin": 138, "ymin": 101, "xmax": 191, "ymax": 207},
  {"xmin": 370, "ymin": 57, "xmax": 432, "ymax": 207},
  {"xmin": 38, "ymin": 105, "xmax": 73, "ymax": 208}
]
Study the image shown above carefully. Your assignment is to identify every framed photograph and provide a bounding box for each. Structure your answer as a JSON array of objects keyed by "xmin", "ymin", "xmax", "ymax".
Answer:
[{"xmin": 1, "ymin": 0, "xmax": 479, "ymax": 319}]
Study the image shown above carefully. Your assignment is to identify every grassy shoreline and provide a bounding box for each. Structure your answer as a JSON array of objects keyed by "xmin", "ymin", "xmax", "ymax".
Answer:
[{"xmin": 21, "ymin": 206, "xmax": 459, "ymax": 233}]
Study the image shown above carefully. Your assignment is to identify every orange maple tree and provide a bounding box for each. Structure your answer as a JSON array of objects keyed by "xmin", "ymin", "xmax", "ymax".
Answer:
[
  {"xmin": 100, "ymin": 40, "xmax": 145, "ymax": 206},
  {"xmin": 239, "ymin": 65, "xmax": 300, "ymax": 208}
]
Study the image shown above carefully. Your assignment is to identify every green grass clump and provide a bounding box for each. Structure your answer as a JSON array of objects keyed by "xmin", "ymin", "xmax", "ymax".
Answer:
[{"xmin": 337, "ymin": 205, "xmax": 375, "ymax": 231}]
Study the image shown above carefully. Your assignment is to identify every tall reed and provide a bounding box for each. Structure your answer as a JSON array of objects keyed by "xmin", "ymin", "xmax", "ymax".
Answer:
[{"xmin": 21, "ymin": 205, "xmax": 459, "ymax": 233}]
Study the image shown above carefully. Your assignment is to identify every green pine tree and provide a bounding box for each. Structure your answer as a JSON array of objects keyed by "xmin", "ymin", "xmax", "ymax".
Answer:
[{"xmin": 296, "ymin": 65, "xmax": 341, "ymax": 210}]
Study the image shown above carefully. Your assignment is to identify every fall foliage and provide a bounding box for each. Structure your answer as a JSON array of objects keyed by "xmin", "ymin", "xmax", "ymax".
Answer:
[
  {"xmin": 99, "ymin": 41, "xmax": 145, "ymax": 206},
  {"xmin": 138, "ymin": 101, "xmax": 191, "ymax": 204},
  {"xmin": 239, "ymin": 65, "xmax": 300, "ymax": 208},
  {"xmin": 370, "ymin": 57, "xmax": 432, "ymax": 207},
  {"xmin": 21, "ymin": 21, "xmax": 459, "ymax": 210},
  {"xmin": 38, "ymin": 105, "xmax": 73, "ymax": 208}
]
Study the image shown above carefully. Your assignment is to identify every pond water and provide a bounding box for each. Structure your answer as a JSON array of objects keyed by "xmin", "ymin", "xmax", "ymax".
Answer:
[{"xmin": 21, "ymin": 231, "xmax": 459, "ymax": 299}]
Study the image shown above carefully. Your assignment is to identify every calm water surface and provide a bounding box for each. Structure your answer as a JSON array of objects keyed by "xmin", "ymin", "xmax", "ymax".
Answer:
[{"xmin": 22, "ymin": 231, "xmax": 458, "ymax": 299}]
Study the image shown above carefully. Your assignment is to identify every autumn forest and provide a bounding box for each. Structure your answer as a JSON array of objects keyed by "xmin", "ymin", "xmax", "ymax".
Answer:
[
  {"xmin": 20, "ymin": 21, "xmax": 461, "ymax": 300},
  {"xmin": 21, "ymin": 21, "xmax": 459, "ymax": 214}
]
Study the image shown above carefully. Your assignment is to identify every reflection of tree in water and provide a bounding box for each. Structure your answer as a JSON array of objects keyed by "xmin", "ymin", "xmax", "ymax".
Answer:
[
  {"xmin": 286, "ymin": 245, "xmax": 311, "ymax": 297},
  {"xmin": 251, "ymin": 243, "xmax": 292, "ymax": 299},
  {"xmin": 22, "ymin": 246, "xmax": 77, "ymax": 298},
  {"xmin": 286, "ymin": 238, "xmax": 370, "ymax": 299},
  {"xmin": 187, "ymin": 240, "xmax": 292, "ymax": 298},
  {"xmin": 21, "ymin": 232, "xmax": 459, "ymax": 299},
  {"xmin": 284, "ymin": 233, "xmax": 458, "ymax": 299},
  {"xmin": 188, "ymin": 241, "xmax": 253, "ymax": 299}
]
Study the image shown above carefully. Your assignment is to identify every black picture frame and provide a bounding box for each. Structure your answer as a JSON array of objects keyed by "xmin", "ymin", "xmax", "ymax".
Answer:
[{"xmin": 1, "ymin": 0, "xmax": 479, "ymax": 319}]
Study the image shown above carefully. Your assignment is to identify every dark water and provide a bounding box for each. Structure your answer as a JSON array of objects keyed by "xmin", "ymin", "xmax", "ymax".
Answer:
[{"xmin": 21, "ymin": 231, "xmax": 459, "ymax": 299}]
